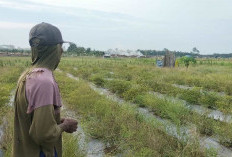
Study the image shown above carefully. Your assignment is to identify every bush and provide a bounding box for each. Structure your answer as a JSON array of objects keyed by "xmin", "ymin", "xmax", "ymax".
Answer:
[
  {"xmin": 123, "ymin": 85, "xmax": 148, "ymax": 101},
  {"xmin": 179, "ymin": 88, "xmax": 201, "ymax": 104},
  {"xmin": 198, "ymin": 92, "xmax": 219, "ymax": 109},
  {"xmin": 90, "ymin": 75, "xmax": 105, "ymax": 87},
  {"xmin": 106, "ymin": 80, "xmax": 131, "ymax": 96}
]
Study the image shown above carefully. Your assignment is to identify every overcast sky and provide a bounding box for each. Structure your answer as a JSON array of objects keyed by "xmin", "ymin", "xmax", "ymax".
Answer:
[{"xmin": 0, "ymin": 0, "xmax": 232, "ymax": 54}]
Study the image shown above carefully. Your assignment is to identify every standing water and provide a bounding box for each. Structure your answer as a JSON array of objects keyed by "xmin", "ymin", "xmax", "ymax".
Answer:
[
  {"xmin": 59, "ymin": 70, "xmax": 106, "ymax": 156},
  {"xmin": 62, "ymin": 105, "xmax": 105, "ymax": 157},
  {"xmin": 0, "ymin": 90, "xmax": 15, "ymax": 156},
  {"xmin": 151, "ymin": 91, "xmax": 232, "ymax": 123}
]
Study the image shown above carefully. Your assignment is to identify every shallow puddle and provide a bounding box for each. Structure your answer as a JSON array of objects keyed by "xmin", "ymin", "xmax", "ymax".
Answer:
[
  {"xmin": 200, "ymin": 137, "xmax": 232, "ymax": 157},
  {"xmin": 0, "ymin": 90, "xmax": 15, "ymax": 156},
  {"xmin": 189, "ymin": 105, "xmax": 232, "ymax": 123},
  {"xmin": 63, "ymin": 106, "xmax": 105, "ymax": 157},
  {"xmin": 66, "ymin": 73, "xmax": 79, "ymax": 81},
  {"xmin": 151, "ymin": 91, "xmax": 232, "ymax": 123},
  {"xmin": 63, "ymin": 73, "xmax": 106, "ymax": 157},
  {"xmin": 56, "ymin": 68, "xmax": 63, "ymax": 73},
  {"xmin": 0, "ymin": 124, "xmax": 4, "ymax": 144},
  {"xmin": 172, "ymin": 84, "xmax": 226, "ymax": 96},
  {"xmin": 62, "ymin": 106, "xmax": 87, "ymax": 153},
  {"xmin": 87, "ymin": 139, "xmax": 105, "ymax": 157},
  {"xmin": 8, "ymin": 90, "xmax": 15, "ymax": 107}
]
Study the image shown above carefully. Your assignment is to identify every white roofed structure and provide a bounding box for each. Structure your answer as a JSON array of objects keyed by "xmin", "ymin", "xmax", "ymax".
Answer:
[{"xmin": 105, "ymin": 48, "xmax": 144, "ymax": 57}]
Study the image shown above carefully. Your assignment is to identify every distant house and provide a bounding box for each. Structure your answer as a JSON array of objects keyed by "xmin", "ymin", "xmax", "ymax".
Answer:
[
  {"xmin": 103, "ymin": 54, "xmax": 111, "ymax": 58},
  {"xmin": 104, "ymin": 49, "xmax": 144, "ymax": 58}
]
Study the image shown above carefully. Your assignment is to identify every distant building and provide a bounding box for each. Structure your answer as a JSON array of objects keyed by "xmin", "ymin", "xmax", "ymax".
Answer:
[
  {"xmin": 105, "ymin": 49, "xmax": 144, "ymax": 58},
  {"xmin": 103, "ymin": 54, "xmax": 111, "ymax": 58}
]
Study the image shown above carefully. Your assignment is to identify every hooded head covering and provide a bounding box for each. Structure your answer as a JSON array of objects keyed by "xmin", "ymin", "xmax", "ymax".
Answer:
[
  {"xmin": 17, "ymin": 43, "xmax": 62, "ymax": 86},
  {"xmin": 31, "ymin": 43, "xmax": 63, "ymax": 71}
]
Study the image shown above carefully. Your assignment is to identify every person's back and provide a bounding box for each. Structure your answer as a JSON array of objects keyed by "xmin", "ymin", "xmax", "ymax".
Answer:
[
  {"xmin": 13, "ymin": 68, "xmax": 63, "ymax": 157},
  {"xmin": 13, "ymin": 22, "xmax": 78, "ymax": 157}
]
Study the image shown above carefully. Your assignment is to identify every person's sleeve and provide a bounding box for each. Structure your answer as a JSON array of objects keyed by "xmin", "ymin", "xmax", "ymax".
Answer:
[{"xmin": 29, "ymin": 105, "xmax": 63, "ymax": 156}]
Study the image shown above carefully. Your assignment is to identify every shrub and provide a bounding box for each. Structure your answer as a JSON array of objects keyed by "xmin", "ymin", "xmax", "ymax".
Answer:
[
  {"xmin": 123, "ymin": 85, "xmax": 149, "ymax": 101},
  {"xmin": 106, "ymin": 80, "xmax": 131, "ymax": 96},
  {"xmin": 90, "ymin": 75, "xmax": 105, "ymax": 87},
  {"xmin": 198, "ymin": 92, "xmax": 219, "ymax": 109},
  {"xmin": 179, "ymin": 88, "xmax": 201, "ymax": 104}
]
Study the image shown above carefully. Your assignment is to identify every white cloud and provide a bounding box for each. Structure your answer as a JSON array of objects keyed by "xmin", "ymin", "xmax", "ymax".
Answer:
[
  {"xmin": 0, "ymin": 21, "xmax": 34, "ymax": 29},
  {"xmin": 0, "ymin": 0, "xmax": 232, "ymax": 53},
  {"xmin": 0, "ymin": 0, "xmax": 43, "ymax": 11}
]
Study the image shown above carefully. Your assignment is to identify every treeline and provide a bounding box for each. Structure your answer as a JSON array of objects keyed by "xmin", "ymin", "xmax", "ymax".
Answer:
[
  {"xmin": 66, "ymin": 44, "xmax": 104, "ymax": 56},
  {"xmin": 0, "ymin": 49, "xmax": 30, "ymax": 53},
  {"xmin": 200, "ymin": 53, "xmax": 232, "ymax": 58},
  {"xmin": 139, "ymin": 49, "xmax": 232, "ymax": 58},
  {"xmin": 138, "ymin": 49, "xmax": 198, "ymax": 57},
  {"xmin": 1, "ymin": 45, "xmax": 232, "ymax": 58}
]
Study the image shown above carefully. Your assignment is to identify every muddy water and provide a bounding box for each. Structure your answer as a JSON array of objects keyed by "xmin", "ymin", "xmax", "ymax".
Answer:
[
  {"xmin": 151, "ymin": 91, "xmax": 232, "ymax": 123},
  {"xmin": 8, "ymin": 90, "xmax": 15, "ymax": 107},
  {"xmin": 66, "ymin": 73, "xmax": 79, "ymax": 81},
  {"xmin": 56, "ymin": 68, "xmax": 63, "ymax": 73},
  {"xmin": 0, "ymin": 124, "xmax": 4, "ymax": 157},
  {"xmin": 0, "ymin": 90, "xmax": 15, "ymax": 156},
  {"xmin": 59, "ymin": 71, "xmax": 106, "ymax": 157},
  {"xmin": 0, "ymin": 119, "xmax": 7, "ymax": 157},
  {"xmin": 86, "ymin": 80, "xmax": 232, "ymax": 156},
  {"xmin": 87, "ymin": 139, "xmax": 105, "ymax": 157},
  {"xmin": 62, "ymin": 102, "xmax": 105, "ymax": 157},
  {"xmin": 62, "ymin": 106, "xmax": 86, "ymax": 151},
  {"xmin": 189, "ymin": 105, "xmax": 232, "ymax": 123},
  {"xmin": 138, "ymin": 107, "xmax": 232, "ymax": 156},
  {"xmin": 172, "ymin": 84, "xmax": 226, "ymax": 96},
  {"xmin": 201, "ymin": 137, "xmax": 232, "ymax": 157}
]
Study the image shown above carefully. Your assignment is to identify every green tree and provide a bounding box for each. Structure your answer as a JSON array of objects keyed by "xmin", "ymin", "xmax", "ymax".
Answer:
[
  {"xmin": 178, "ymin": 56, "xmax": 196, "ymax": 68},
  {"xmin": 192, "ymin": 47, "xmax": 200, "ymax": 54},
  {"xmin": 67, "ymin": 43, "xmax": 78, "ymax": 53}
]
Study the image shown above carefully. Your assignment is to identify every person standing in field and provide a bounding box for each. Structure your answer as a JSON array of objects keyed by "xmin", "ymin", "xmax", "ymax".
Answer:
[{"xmin": 13, "ymin": 22, "xmax": 78, "ymax": 157}]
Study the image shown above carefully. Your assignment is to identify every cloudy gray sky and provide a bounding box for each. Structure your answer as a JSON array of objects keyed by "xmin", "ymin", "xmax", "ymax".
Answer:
[{"xmin": 0, "ymin": 0, "xmax": 232, "ymax": 54}]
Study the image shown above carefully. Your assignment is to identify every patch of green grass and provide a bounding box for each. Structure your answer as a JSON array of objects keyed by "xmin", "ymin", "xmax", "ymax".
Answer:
[
  {"xmin": 62, "ymin": 133, "xmax": 85, "ymax": 157},
  {"xmin": 55, "ymin": 71, "xmax": 207, "ymax": 156}
]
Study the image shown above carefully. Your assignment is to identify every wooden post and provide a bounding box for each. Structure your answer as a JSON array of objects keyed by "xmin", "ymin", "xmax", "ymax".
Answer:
[{"xmin": 163, "ymin": 51, "xmax": 176, "ymax": 67}]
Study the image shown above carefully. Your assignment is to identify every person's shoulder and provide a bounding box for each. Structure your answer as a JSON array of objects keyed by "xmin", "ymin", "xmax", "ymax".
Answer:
[{"xmin": 26, "ymin": 68, "xmax": 54, "ymax": 85}]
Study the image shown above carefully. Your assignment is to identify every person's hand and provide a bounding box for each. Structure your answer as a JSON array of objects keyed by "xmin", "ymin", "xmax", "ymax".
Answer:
[
  {"xmin": 59, "ymin": 118, "xmax": 78, "ymax": 133},
  {"xmin": 60, "ymin": 118, "xmax": 65, "ymax": 123}
]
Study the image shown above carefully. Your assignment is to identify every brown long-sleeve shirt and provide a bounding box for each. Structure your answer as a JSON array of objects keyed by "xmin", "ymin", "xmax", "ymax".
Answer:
[{"xmin": 13, "ymin": 68, "xmax": 63, "ymax": 157}]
